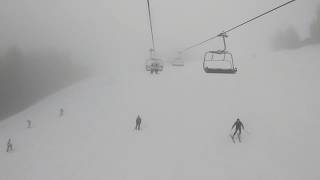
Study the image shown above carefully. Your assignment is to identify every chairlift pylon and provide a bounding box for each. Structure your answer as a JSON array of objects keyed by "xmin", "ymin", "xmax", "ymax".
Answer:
[{"xmin": 203, "ymin": 32, "xmax": 237, "ymax": 74}]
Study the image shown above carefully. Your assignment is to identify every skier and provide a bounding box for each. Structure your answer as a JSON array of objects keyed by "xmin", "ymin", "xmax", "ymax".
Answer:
[
  {"xmin": 60, "ymin": 108, "xmax": 64, "ymax": 117},
  {"xmin": 231, "ymin": 118, "xmax": 244, "ymax": 142},
  {"xmin": 135, "ymin": 115, "xmax": 142, "ymax": 130},
  {"xmin": 27, "ymin": 120, "xmax": 32, "ymax": 128},
  {"xmin": 7, "ymin": 138, "xmax": 13, "ymax": 152}
]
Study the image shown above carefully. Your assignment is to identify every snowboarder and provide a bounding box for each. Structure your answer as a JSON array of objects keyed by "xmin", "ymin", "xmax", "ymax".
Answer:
[
  {"xmin": 231, "ymin": 118, "xmax": 244, "ymax": 142},
  {"xmin": 27, "ymin": 120, "xmax": 32, "ymax": 128},
  {"xmin": 6, "ymin": 138, "xmax": 13, "ymax": 152},
  {"xmin": 59, "ymin": 108, "xmax": 64, "ymax": 117},
  {"xmin": 135, "ymin": 115, "xmax": 142, "ymax": 130}
]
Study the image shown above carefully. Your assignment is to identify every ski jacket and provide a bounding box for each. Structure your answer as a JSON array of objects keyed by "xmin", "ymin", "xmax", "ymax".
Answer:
[
  {"xmin": 136, "ymin": 116, "xmax": 141, "ymax": 124},
  {"xmin": 232, "ymin": 121, "xmax": 244, "ymax": 130}
]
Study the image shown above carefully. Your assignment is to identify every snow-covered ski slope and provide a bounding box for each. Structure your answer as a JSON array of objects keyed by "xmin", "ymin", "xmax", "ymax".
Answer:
[{"xmin": 1, "ymin": 45, "xmax": 320, "ymax": 180}]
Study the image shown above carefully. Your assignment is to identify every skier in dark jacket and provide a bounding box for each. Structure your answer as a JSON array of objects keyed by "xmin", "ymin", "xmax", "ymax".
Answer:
[
  {"xmin": 7, "ymin": 138, "xmax": 13, "ymax": 152},
  {"xmin": 231, "ymin": 118, "xmax": 244, "ymax": 141},
  {"xmin": 60, "ymin": 108, "xmax": 64, "ymax": 117},
  {"xmin": 135, "ymin": 115, "xmax": 142, "ymax": 130},
  {"xmin": 27, "ymin": 120, "xmax": 32, "ymax": 128}
]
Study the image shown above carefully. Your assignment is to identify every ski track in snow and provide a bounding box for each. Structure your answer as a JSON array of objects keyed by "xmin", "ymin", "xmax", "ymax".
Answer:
[{"xmin": 1, "ymin": 46, "xmax": 320, "ymax": 180}]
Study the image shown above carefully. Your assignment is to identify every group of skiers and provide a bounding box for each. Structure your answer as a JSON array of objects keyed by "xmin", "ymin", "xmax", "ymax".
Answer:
[
  {"xmin": 4, "ymin": 110, "xmax": 245, "ymax": 153},
  {"xmin": 135, "ymin": 115, "xmax": 245, "ymax": 143},
  {"xmin": 4, "ymin": 108, "xmax": 65, "ymax": 153}
]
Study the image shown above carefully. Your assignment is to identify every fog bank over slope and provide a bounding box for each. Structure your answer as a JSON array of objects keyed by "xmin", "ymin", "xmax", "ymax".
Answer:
[
  {"xmin": 0, "ymin": 47, "xmax": 89, "ymax": 120},
  {"xmin": 272, "ymin": 4, "xmax": 320, "ymax": 50}
]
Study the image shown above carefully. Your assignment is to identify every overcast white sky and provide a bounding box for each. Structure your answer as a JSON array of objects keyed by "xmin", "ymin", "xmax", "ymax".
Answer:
[{"xmin": 0, "ymin": 0, "xmax": 318, "ymax": 72}]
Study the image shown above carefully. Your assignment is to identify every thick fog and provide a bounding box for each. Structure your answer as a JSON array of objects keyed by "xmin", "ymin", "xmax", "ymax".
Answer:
[
  {"xmin": 0, "ymin": 47, "xmax": 88, "ymax": 120},
  {"xmin": 1, "ymin": 0, "xmax": 318, "ymax": 68},
  {"xmin": 272, "ymin": 4, "xmax": 320, "ymax": 50},
  {"xmin": 0, "ymin": 0, "xmax": 318, "ymax": 120}
]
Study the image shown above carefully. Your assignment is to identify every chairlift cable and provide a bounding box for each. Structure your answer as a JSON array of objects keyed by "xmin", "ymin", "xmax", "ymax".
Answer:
[
  {"xmin": 147, "ymin": 0, "xmax": 156, "ymax": 51},
  {"xmin": 181, "ymin": 0, "xmax": 296, "ymax": 53},
  {"xmin": 224, "ymin": 0, "xmax": 296, "ymax": 34}
]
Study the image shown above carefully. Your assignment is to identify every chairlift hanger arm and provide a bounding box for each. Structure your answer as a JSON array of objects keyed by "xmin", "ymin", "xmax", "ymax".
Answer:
[{"xmin": 180, "ymin": 0, "xmax": 296, "ymax": 53}]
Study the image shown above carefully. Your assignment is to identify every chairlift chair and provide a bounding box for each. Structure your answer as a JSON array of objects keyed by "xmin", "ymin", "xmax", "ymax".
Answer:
[
  {"xmin": 172, "ymin": 52, "xmax": 184, "ymax": 66},
  {"xmin": 145, "ymin": 49, "xmax": 164, "ymax": 74},
  {"xmin": 172, "ymin": 60, "xmax": 184, "ymax": 66},
  {"xmin": 203, "ymin": 32, "xmax": 237, "ymax": 74}
]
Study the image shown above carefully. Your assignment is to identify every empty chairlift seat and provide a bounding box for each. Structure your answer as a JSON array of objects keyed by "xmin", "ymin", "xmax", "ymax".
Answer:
[
  {"xmin": 203, "ymin": 32, "xmax": 237, "ymax": 74},
  {"xmin": 171, "ymin": 57, "xmax": 184, "ymax": 66},
  {"xmin": 203, "ymin": 50, "xmax": 237, "ymax": 74}
]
